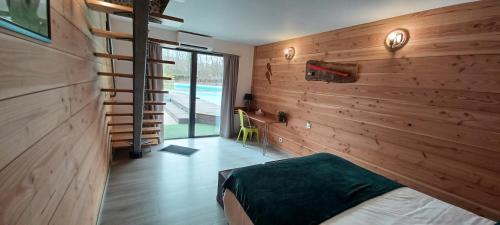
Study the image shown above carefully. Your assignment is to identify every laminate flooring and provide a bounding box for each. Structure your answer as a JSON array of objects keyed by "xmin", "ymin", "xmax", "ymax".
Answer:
[{"xmin": 98, "ymin": 137, "xmax": 291, "ymax": 225}]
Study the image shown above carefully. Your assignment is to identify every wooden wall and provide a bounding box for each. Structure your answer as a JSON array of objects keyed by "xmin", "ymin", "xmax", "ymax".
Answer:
[
  {"xmin": 0, "ymin": 1, "xmax": 113, "ymax": 225},
  {"xmin": 252, "ymin": 0, "xmax": 500, "ymax": 220}
]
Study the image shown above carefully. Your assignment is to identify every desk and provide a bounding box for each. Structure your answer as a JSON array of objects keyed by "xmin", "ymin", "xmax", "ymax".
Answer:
[{"xmin": 245, "ymin": 112, "xmax": 283, "ymax": 155}]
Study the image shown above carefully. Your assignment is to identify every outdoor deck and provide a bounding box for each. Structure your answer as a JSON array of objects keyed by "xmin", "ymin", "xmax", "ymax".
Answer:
[{"xmin": 165, "ymin": 93, "xmax": 220, "ymax": 124}]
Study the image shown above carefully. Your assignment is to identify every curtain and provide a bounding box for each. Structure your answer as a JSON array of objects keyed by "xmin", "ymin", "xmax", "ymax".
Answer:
[
  {"xmin": 220, "ymin": 54, "xmax": 239, "ymax": 138},
  {"xmin": 145, "ymin": 43, "xmax": 163, "ymax": 142}
]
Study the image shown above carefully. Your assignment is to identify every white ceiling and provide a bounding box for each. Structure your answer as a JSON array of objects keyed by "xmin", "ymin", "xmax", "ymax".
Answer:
[{"xmin": 163, "ymin": 0, "xmax": 475, "ymax": 46}]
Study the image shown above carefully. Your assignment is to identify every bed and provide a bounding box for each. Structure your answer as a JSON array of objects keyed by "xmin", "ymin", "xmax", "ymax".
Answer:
[{"xmin": 222, "ymin": 153, "xmax": 497, "ymax": 225}]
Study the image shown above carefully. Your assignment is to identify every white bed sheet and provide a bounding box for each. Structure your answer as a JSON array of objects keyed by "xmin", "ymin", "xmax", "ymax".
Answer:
[
  {"xmin": 321, "ymin": 187, "xmax": 495, "ymax": 225},
  {"xmin": 224, "ymin": 187, "xmax": 496, "ymax": 225}
]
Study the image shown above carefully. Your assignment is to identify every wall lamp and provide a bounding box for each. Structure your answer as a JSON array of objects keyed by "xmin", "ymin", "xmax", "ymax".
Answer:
[
  {"xmin": 384, "ymin": 28, "xmax": 409, "ymax": 52},
  {"xmin": 284, "ymin": 47, "xmax": 295, "ymax": 60}
]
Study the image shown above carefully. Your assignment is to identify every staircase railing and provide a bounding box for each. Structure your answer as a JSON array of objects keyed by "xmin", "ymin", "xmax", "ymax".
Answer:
[{"xmin": 105, "ymin": 13, "xmax": 117, "ymax": 98}]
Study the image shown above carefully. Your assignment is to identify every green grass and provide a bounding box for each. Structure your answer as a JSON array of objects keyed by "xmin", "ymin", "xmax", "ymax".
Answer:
[{"xmin": 164, "ymin": 123, "xmax": 219, "ymax": 139}]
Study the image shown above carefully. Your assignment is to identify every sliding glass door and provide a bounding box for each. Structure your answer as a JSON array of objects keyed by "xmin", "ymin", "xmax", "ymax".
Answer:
[
  {"xmin": 162, "ymin": 49, "xmax": 224, "ymax": 139},
  {"xmin": 194, "ymin": 53, "xmax": 224, "ymax": 137},
  {"xmin": 163, "ymin": 49, "xmax": 192, "ymax": 139}
]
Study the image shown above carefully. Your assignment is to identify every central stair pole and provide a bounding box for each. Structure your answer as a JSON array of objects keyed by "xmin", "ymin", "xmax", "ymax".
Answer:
[{"xmin": 131, "ymin": 0, "xmax": 149, "ymax": 158}]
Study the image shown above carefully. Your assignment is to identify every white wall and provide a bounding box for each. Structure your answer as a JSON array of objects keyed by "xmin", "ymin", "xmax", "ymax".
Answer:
[
  {"xmin": 211, "ymin": 41, "xmax": 254, "ymax": 107},
  {"xmin": 109, "ymin": 16, "xmax": 255, "ymax": 107}
]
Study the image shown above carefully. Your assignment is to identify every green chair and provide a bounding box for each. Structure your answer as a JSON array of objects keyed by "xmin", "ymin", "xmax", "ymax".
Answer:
[{"xmin": 237, "ymin": 109, "xmax": 259, "ymax": 146}]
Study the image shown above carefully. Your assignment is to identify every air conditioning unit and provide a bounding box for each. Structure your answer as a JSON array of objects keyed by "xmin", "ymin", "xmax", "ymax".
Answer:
[{"xmin": 177, "ymin": 31, "xmax": 214, "ymax": 52}]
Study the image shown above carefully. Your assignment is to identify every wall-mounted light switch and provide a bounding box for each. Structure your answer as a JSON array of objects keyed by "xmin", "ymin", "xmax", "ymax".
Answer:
[{"xmin": 306, "ymin": 121, "xmax": 312, "ymax": 129}]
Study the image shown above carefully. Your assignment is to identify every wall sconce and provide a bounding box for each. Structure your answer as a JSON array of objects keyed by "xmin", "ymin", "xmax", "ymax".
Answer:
[
  {"xmin": 284, "ymin": 47, "xmax": 295, "ymax": 60},
  {"xmin": 384, "ymin": 29, "xmax": 409, "ymax": 51}
]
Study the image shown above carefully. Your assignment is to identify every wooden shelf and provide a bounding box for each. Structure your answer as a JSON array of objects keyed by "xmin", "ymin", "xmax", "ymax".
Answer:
[
  {"xmin": 107, "ymin": 119, "xmax": 163, "ymax": 126},
  {"xmin": 144, "ymin": 89, "xmax": 170, "ymax": 94},
  {"xmin": 150, "ymin": 12, "xmax": 184, "ymax": 24},
  {"xmin": 149, "ymin": 37, "xmax": 179, "ymax": 47},
  {"xmin": 85, "ymin": 0, "xmax": 184, "ymax": 24},
  {"xmin": 112, "ymin": 139, "xmax": 159, "ymax": 149},
  {"xmin": 145, "ymin": 101, "xmax": 167, "ymax": 105},
  {"xmin": 106, "ymin": 112, "xmax": 133, "ymax": 117},
  {"xmin": 144, "ymin": 110, "xmax": 164, "ymax": 115},
  {"xmin": 98, "ymin": 72, "xmax": 134, "ymax": 78},
  {"xmin": 103, "ymin": 101, "xmax": 166, "ymax": 106},
  {"xmin": 110, "ymin": 127, "xmax": 160, "ymax": 135},
  {"xmin": 101, "ymin": 88, "xmax": 133, "ymax": 93},
  {"xmin": 145, "ymin": 75, "xmax": 173, "ymax": 80},
  {"xmin": 107, "ymin": 122, "xmax": 133, "ymax": 126},
  {"xmin": 105, "ymin": 111, "xmax": 164, "ymax": 117},
  {"xmin": 143, "ymin": 119, "xmax": 163, "ymax": 125},
  {"xmin": 86, "ymin": 0, "xmax": 131, "ymax": 14},
  {"xmin": 98, "ymin": 72, "xmax": 173, "ymax": 80},
  {"xmin": 94, "ymin": 53, "xmax": 132, "ymax": 61},
  {"xmin": 147, "ymin": 58, "xmax": 175, "ymax": 65},
  {"xmin": 95, "ymin": 52, "xmax": 175, "ymax": 64},
  {"xmin": 101, "ymin": 88, "xmax": 169, "ymax": 94},
  {"xmin": 90, "ymin": 28, "xmax": 132, "ymax": 40},
  {"xmin": 111, "ymin": 133, "xmax": 160, "ymax": 142},
  {"xmin": 90, "ymin": 28, "xmax": 179, "ymax": 47}
]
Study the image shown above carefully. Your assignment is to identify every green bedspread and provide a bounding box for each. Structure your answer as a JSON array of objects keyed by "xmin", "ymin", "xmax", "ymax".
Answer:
[{"xmin": 223, "ymin": 153, "xmax": 403, "ymax": 225}]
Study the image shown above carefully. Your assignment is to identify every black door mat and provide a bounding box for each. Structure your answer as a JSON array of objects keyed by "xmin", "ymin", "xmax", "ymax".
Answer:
[{"xmin": 159, "ymin": 145, "xmax": 199, "ymax": 156}]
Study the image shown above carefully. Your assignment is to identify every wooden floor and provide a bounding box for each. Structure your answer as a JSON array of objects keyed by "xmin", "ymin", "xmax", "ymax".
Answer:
[{"xmin": 98, "ymin": 137, "xmax": 291, "ymax": 225}]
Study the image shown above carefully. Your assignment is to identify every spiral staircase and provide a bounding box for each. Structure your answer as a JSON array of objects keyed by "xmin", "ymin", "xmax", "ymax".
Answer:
[{"xmin": 86, "ymin": 0, "xmax": 184, "ymax": 158}]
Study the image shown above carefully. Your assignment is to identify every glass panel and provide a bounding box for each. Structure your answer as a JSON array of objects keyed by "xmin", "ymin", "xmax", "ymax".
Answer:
[
  {"xmin": 195, "ymin": 53, "xmax": 224, "ymax": 136},
  {"xmin": 162, "ymin": 49, "xmax": 192, "ymax": 139}
]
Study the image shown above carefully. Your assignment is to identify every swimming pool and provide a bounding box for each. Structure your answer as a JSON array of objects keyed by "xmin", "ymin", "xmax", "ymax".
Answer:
[{"xmin": 172, "ymin": 83, "xmax": 222, "ymax": 105}]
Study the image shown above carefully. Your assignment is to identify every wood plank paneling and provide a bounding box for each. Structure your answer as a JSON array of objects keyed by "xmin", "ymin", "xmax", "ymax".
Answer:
[
  {"xmin": 70, "ymin": 80, "xmax": 101, "ymax": 115},
  {"xmin": 252, "ymin": 0, "xmax": 500, "ymax": 220},
  {"xmin": 0, "ymin": 0, "xmax": 111, "ymax": 224},
  {"xmin": 254, "ymin": 55, "xmax": 500, "ymax": 93},
  {"xmin": 0, "ymin": 87, "xmax": 71, "ymax": 171},
  {"xmin": 49, "ymin": 105, "xmax": 110, "ymax": 225},
  {"xmin": 5, "ymin": 101, "xmax": 100, "ymax": 225}
]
